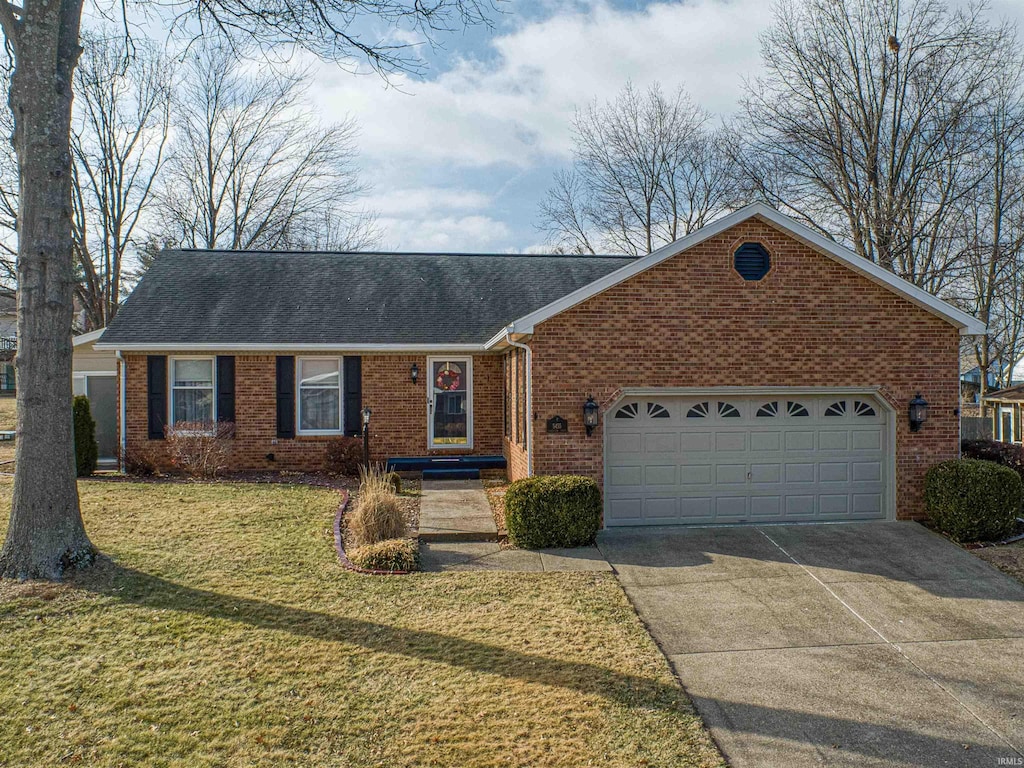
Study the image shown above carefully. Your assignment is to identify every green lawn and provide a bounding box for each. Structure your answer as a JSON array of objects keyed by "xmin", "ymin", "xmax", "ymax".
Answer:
[{"xmin": 0, "ymin": 478, "xmax": 722, "ymax": 768}]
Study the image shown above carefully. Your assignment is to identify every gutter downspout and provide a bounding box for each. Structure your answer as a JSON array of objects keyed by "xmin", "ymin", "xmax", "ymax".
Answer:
[
  {"xmin": 504, "ymin": 326, "xmax": 533, "ymax": 477},
  {"xmin": 116, "ymin": 350, "xmax": 126, "ymax": 472}
]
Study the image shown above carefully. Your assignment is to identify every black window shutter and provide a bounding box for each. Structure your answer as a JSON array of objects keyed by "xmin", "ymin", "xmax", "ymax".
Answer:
[
  {"xmin": 147, "ymin": 355, "xmax": 167, "ymax": 439},
  {"xmin": 276, "ymin": 356, "xmax": 295, "ymax": 438},
  {"xmin": 216, "ymin": 356, "xmax": 235, "ymax": 424},
  {"xmin": 343, "ymin": 356, "xmax": 362, "ymax": 436}
]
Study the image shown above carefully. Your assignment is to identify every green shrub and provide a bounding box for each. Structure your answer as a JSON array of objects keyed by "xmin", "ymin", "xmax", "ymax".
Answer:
[
  {"xmin": 504, "ymin": 475, "xmax": 601, "ymax": 549},
  {"xmin": 347, "ymin": 538, "xmax": 419, "ymax": 571},
  {"xmin": 72, "ymin": 395, "xmax": 98, "ymax": 477},
  {"xmin": 925, "ymin": 459, "xmax": 1021, "ymax": 542}
]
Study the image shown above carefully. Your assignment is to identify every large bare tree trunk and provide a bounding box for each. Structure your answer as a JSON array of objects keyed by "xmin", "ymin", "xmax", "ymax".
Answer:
[{"xmin": 0, "ymin": 0, "xmax": 92, "ymax": 580}]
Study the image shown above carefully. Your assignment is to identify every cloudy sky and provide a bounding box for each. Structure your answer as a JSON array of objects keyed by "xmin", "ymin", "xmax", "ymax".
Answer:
[{"xmin": 303, "ymin": 0, "xmax": 1024, "ymax": 253}]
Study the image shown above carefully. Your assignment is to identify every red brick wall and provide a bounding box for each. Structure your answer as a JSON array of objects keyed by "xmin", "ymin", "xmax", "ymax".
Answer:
[
  {"xmin": 122, "ymin": 352, "xmax": 503, "ymax": 472},
  {"xmin": 522, "ymin": 218, "xmax": 960, "ymax": 520}
]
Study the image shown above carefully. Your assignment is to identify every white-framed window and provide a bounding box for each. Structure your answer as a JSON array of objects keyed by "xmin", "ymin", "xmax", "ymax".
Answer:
[
  {"xmin": 297, "ymin": 358, "xmax": 343, "ymax": 434},
  {"xmin": 170, "ymin": 357, "xmax": 215, "ymax": 426}
]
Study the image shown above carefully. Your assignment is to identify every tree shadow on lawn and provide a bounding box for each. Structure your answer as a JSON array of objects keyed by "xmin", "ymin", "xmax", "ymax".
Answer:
[
  {"xmin": 66, "ymin": 558, "xmax": 1021, "ymax": 766},
  {"xmin": 73, "ymin": 557, "xmax": 689, "ymax": 712}
]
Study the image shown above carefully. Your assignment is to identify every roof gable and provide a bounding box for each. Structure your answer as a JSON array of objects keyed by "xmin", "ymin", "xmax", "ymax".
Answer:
[{"xmin": 485, "ymin": 203, "xmax": 985, "ymax": 347}]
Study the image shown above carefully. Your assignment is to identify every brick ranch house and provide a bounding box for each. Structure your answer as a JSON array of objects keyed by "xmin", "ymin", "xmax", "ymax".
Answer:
[{"xmin": 96, "ymin": 203, "xmax": 985, "ymax": 526}]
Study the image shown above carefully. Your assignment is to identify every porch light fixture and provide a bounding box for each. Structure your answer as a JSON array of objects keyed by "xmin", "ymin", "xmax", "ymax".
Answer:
[
  {"xmin": 410, "ymin": 363, "xmax": 419, "ymax": 384},
  {"xmin": 908, "ymin": 393, "xmax": 928, "ymax": 432},
  {"xmin": 583, "ymin": 396, "xmax": 599, "ymax": 437}
]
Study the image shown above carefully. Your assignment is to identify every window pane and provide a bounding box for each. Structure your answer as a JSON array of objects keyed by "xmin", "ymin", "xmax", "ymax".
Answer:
[
  {"xmin": 301, "ymin": 388, "xmax": 340, "ymax": 431},
  {"xmin": 174, "ymin": 388, "xmax": 213, "ymax": 424},
  {"xmin": 173, "ymin": 359, "xmax": 213, "ymax": 387},
  {"xmin": 300, "ymin": 359, "xmax": 340, "ymax": 387}
]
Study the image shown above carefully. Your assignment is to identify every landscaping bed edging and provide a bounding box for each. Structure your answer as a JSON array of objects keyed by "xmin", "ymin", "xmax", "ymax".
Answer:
[{"xmin": 332, "ymin": 489, "xmax": 416, "ymax": 576}]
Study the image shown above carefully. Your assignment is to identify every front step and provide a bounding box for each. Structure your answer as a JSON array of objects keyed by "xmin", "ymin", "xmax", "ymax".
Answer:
[
  {"xmin": 386, "ymin": 454, "xmax": 506, "ymax": 473},
  {"xmin": 422, "ymin": 467, "xmax": 480, "ymax": 481}
]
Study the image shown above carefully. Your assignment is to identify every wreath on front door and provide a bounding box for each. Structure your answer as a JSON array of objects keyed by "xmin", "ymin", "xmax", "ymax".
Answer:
[{"xmin": 435, "ymin": 366, "xmax": 462, "ymax": 391}]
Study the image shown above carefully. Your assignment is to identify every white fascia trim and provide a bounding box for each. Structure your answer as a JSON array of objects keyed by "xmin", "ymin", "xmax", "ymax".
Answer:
[
  {"xmin": 73, "ymin": 328, "xmax": 106, "ymax": 346},
  {"xmin": 496, "ymin": 202, "xmax": 987, "ymax": 338},
  {"xmin": 94, "ymin": 342, "xmax": 490, "ymax": 353}
]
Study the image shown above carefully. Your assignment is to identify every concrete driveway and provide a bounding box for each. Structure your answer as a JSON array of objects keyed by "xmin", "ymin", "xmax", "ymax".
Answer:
[{"xmin": 597, "ymin": 522, "xmax": 1024, "ymax": 768}]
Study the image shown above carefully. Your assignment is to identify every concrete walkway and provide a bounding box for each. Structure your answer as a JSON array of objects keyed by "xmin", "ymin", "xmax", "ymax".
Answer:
[
  {"xmin": 417, "ymin": 479, "xmax": 498, "ymax": 542},
  {"xmin": 420, "ymin": 540, "xmax": 612, "ymax": 572},
  {"xmin": 597, "ymin": 522, "xmax": 1024, "ymax": 768}
]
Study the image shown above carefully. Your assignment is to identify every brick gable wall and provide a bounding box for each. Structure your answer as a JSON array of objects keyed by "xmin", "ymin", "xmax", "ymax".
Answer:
[{"xmin": 515, "ymin": 218, "xmax": 960, "ymax": 520}]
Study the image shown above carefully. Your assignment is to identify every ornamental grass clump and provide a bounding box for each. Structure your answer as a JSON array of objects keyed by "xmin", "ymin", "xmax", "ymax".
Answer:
[
  {"xmin": 347, "ymin": 538, "xmax": 419, "ymax": 572},
  {"xmin": 348, "ymin": 465, "xmax": 407, "ymax": 546}
]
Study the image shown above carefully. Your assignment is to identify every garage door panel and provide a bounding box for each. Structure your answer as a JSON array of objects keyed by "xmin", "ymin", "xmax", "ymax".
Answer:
[
  {"xmin": 785, "ymin": 463, "xmax": 815, "ymax": 483},
  {"xmin": 750, "ymin": 431, "xmax": 781, "ymax": 451},
  {"xmin": 716, "ymin": 497, "xmax": 748, "ymax": 518},
  {"xmin": 680, "ymin": 464, "xmax": 712, "ymax": 484},
  {"xmin": 853, "ymin": 462, "xmax": 882, "ymax": 482},
  {"xmin": 609, "ymin": 465, "xmax": 643, "ymax": 487},
  {"xmin": 819, "ymin": 430, "xmax": 849, "ymax": 450},
  {"xmin": 645, "ymin": 465, "xmax": 676, "ymax": 485},
  {"xmin": 716, "ymin": 464, "xmax": 748, "ymax": 484},
  {"xmin": 785, "ymin": 431, "xmax": 815, "ymax": 451},
  {"xmin": 645, "ymin": 432, "xmax": 678, "ymax": 453},
  {"xmin": 609, "ymin": 433, "xmax": 642, "ymax": 454},
  {"xmin": 820, "ymin": 495, "xmax": 851, "ymax": 515},
  {"xmin": 681, "ymin": 432, "xmax": 713, "ymax": 452},
  {"xmin": 606, "ymin": 394, "xmax": 890, "ymax": 526},
  {"xmin": 852, "ymin": 430, "xmax": 882, "ymax": 451},
  {"xmin": 750, "ymin": 496, "xmax": 782, "ymax": 517},
  {"xmin": 715, "ymin": 432, "xmax": 746, "ymax": 452},
  {"xmin": 785, "ymin": 495, "xmax": 816, "ymax": 517},
  {"xmin": 680, "ymin": 497, "xmax": 713, "ymax": 519},
  {"xmin": 750, "ymin": 463, "xmax": 781, "ymax": 484},
  {"xmin": 645, "ymin": 497, "xmax": 679, "ymax": 520},
  {"xmin": 819, "ymin": 462, "xmax": 850, "ymax": 483}
]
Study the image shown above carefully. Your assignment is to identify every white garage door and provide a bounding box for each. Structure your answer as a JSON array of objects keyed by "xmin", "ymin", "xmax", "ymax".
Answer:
[{"xmin": 604, "ymin": 393, "xmax": 890, "ymax": 526}]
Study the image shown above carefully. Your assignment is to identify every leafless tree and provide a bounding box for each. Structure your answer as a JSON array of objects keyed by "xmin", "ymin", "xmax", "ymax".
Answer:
[
  {"xmin": 953, "ymin": 57, "xmax": 1024, "ymax": 404},
  {"xmin": 735, "ymin": 0, "xmax": 1015, "ymax": 290},
  {"xmin": 71, "ymin": 29, "xmax": 172, "ymax": 331},
  {"xmin": 539, "ymin": 82, "xmax": 736, "ymax": 256},
  {"xmin": 0, "ymin": 0, "xmax": 491, "ymax": 580},
  {"xmin": 157, "ymin": 42, "xmax": 373, "ymax": 252}
]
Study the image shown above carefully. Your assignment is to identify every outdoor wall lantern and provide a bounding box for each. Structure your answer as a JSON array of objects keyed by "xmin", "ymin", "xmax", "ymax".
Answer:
[
  {"xmin": 583, "ymin": 396, "xmax": 599, "ymax": 437},
  {"xmin": 410, "ymin": 363, "xmax": 419, "ymax": 384},
  {"xmin": 908, "ymin": 393, "xmax": 929, "ymax": 432}
]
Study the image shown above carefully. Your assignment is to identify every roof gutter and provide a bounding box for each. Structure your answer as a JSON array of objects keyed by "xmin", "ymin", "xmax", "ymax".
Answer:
[{"xmin": 503, "ymin": 325, "xmax": 533, "ymax": 477}]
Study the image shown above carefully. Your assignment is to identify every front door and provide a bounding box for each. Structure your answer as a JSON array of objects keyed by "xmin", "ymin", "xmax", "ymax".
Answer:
[{"xmin": 428, "ymin": 357, "xmax": 472, "ymax": 449}]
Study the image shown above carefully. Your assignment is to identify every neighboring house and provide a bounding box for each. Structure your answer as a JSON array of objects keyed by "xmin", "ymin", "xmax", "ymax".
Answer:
[
  {"xmin": 976, "ymin": 384, "xmax": 1024, "ymax": 444},
  {"xmin": 0, "ymin": 294, "xmax": 16, "ymax": 395},
  {"xmin": 95, "ymin": 203, "xmax": 984, "ymax": 525},
  {"xmin": 72, "ymin": 329, "xmax": 119, "ymax": 465}
]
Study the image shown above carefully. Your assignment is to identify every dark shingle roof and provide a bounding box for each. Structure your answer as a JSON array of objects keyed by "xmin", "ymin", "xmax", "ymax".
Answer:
[{"xmin": 100, "ymin": 250, "xmax": 636, "ymax": 346}]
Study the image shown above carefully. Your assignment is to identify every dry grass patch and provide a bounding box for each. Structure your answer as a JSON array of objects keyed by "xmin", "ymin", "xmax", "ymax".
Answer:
[
  {"xmin": 974, "ymin": 541, "xmax": 1024, "ymax": 584},
  {"xmin": 483, "ymin": 479, "xmax": 509, "ymax": 535},
  {"xmin": 0, "ymin": 477, "xmax": 722, "ymax": 768}
]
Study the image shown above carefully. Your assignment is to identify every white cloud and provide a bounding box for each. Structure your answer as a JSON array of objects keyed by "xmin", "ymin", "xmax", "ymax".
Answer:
[
  {"xmin": 377, "ymin": 214, "xmax": 512, "ymax": 251},
  {"xmin": 363, "ymin": 186, "xmax": 493, "ymax": 217},
  {"xmin": 310, "ymin": 0, "xmax": 771, "ymax": 170}
]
